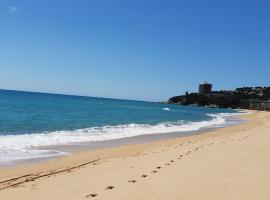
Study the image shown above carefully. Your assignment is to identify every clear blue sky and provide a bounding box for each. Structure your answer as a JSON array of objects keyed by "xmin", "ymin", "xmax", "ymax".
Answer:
[{"xmin": 0, "ymin": 0, "xmax": 269, "ymax": 101}]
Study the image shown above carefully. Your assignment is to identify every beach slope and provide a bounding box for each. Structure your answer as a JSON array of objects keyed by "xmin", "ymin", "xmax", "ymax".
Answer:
[{"xmin": 0, "ymin": 111, "xmax": 270, "ymax": 200}]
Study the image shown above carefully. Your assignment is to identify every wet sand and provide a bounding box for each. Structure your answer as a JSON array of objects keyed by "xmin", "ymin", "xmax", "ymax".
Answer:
[{"xmin": 0, "ymin": 111, "xmax": 269, "ymax": 200}]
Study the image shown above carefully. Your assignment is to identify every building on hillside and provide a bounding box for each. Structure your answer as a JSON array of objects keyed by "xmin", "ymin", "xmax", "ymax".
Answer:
[{"xmin": 199, "ymin": 82, "xmax": 212, "ymax": 94}]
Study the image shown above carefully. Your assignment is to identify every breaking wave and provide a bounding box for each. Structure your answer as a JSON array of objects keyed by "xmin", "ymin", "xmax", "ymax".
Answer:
[{"xmin": 0, "ymin": 112, "xmax": 243, "ymax": 165}]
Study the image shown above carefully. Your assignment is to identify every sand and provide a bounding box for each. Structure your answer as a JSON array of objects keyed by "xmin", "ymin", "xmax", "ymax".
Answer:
[{"xmin": 0, "ymin": 111, "xmax": 270, "ymax": 200}]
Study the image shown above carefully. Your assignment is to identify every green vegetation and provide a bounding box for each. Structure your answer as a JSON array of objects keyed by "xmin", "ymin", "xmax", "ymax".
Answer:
[{"xmin": 168, "ymin": 87, "xmax": 270, "ymax": 109}]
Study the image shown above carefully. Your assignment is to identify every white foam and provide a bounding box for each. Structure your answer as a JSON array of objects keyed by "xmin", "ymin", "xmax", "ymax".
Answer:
[
  {"xmin": 162, "ymin": 108, "xmax": 170, "ymax": 111},
  {"xmin": 0, "ymin": 112, "xmax": 240, "ymax": 165},
  {"xmin": 0, "ymin": 150, "xmax": 69, "ymax": 166}
]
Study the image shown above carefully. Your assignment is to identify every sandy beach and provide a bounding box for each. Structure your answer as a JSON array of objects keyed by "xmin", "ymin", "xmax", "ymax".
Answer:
[{"xmin": 0, "ymin": 111, "xmax": 269, "ymax": 200}]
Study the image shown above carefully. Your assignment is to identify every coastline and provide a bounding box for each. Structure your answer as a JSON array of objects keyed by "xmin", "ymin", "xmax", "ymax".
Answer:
[
  {"xmin": 0, "ymin": 110, "xmax": 270, "ymax": 199},
  {"xmin": 0, "ymin": 110, "xmax": 243, "ymax": 168}
]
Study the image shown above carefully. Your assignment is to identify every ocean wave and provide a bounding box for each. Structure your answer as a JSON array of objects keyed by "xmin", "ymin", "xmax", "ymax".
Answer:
[
  {"xmin": 0, "ymin": 112, "xmax": 240, "ymax": 165},
  {"xmin": 162, "ymin": 107, "xmax": 170, "ymax": 111}
]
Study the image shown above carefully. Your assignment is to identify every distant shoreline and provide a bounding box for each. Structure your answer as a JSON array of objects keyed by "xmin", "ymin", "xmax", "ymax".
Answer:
[{"xmin": 167, "ymin": 86, "xmax": 270, "ymax": 111}]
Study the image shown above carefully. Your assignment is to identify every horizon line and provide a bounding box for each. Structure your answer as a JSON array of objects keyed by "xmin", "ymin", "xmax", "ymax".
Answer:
[{"xmin": 0, "ymin": 88, "xmax": 152, "ymax": 103}]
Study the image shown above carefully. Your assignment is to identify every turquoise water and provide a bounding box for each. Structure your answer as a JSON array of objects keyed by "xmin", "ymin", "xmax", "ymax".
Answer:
[{"xmin": 0, "ymin": 89, "xmax": 239, "ymax": 165}]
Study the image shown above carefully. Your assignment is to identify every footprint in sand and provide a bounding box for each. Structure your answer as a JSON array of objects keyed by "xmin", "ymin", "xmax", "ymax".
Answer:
[
  {"xmin": 31, "ymin": 183, "xmax": 38, "ymax": 189},
  {"xmin": 141, "ymin": 175, "xmax": 147, "ymax": 178},
  {"xmin": 86, "ymin": 193, "xmax": 98, "ymax": 198},
  {"xmin": 151, "ymin": 170, "xmax": 158, "ymax": 173},
  {"xmin": 128, "ymin": 180, "xmax": 137, "ymax": 183},
  {"xmin": 170, "ymin": 160, "xmax": 174, "ymax": 163},
  {"xmin": 156, "ymin": 166, "xmax": 162, "ymax": 169},
  {"xmin": 105, "ymin": 186, "xmax": 114, "ymax": 190},
  {"xmin": 165, "ymin": 163, "xmax": 170, "ymax": 166},
  {"xmin": 11, "ymin": 185, "xmax": 19, "ymax": 188}
]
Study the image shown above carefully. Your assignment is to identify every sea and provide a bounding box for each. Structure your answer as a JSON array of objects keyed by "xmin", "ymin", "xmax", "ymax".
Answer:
[{"xmin": 0, "ymin": 89, "xmax": 244, "ymax": 166}]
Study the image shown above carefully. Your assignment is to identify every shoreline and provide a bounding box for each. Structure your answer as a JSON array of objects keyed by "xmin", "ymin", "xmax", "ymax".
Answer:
[
  {"xmin": 0, "ymin": 111, "xmax": 250, "ymax": 179},
  {"xmin": 1, "ymin": 111, "xmax": 244, "ymax": 168},
  {"xmin": 1, "ymin": 110, "xmax": 270, "ymax": 199}
]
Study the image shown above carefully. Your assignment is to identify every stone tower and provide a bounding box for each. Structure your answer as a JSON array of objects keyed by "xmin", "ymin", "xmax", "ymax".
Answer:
[{"xmin": 199, "ymin": 81, "xmax": 212, "ymax": 94}]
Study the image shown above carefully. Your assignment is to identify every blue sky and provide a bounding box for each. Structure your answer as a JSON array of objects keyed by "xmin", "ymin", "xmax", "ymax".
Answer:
[{"xmin": 0, "ymin": 0, "xmax": 270, "ymax": 101}]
